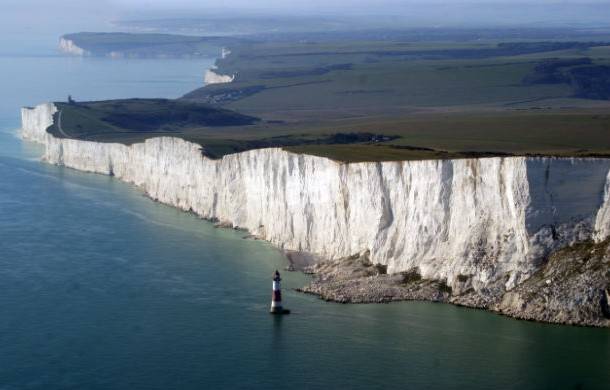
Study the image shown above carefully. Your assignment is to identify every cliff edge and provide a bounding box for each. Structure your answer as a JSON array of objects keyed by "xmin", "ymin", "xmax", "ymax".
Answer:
[{"xmin": 21, "ymin": 103, "xmax": 610, "ymax": 326}]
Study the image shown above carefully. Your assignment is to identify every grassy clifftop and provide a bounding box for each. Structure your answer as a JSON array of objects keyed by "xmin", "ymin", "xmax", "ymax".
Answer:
[
  {"xmin": 50, "ymin": 99, "xmax": 258, "ymax": 144},
  {"xmin": 52, "ymin": 98, "xmax": 610, "ymax": 161},
  {"xmin": 56, "ymin": 29, "xmax": 610, "ymax": 161}
]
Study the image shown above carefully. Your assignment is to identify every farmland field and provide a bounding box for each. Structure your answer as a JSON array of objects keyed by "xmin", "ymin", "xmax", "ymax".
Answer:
[{"xmin": 58, "ymin": 31, "xmax": 610, "ymax": 161}]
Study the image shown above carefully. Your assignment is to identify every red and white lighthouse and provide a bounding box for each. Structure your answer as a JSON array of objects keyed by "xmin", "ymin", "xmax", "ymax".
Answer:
[{"xmin": 270, "ymin": 270, "xmax": 289, "ymax": 314}]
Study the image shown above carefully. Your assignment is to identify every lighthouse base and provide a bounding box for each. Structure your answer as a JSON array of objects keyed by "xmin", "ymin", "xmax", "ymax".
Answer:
[{"xmin": 270, "ymin": 307, "xmax": 291, "ymax": 315}]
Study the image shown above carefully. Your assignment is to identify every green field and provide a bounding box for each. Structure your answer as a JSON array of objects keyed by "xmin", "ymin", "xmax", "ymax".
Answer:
[
  {"xmin": 57, "ymin": 30, "xmax": 610, "ymax": 161},
  {"xmin": 189, "ymin": 40, "xmax": 610, "ymax": 118}
]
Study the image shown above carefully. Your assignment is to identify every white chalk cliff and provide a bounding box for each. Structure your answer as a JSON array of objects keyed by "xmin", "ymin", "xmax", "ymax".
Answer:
[
  {"xmin": 21, "ymin": 103, "xmax": 610, "ymax": 294},
  {"xmin": 203, "ymin": 48, "xmax": 234, "ymax": 84},
  {"xmin": 204, "ymin": 69, "xmax": 235, "ymax": 85},
  {"xmin": 58, "ymin": 38, "xmax": 88, "ymax": 56}
]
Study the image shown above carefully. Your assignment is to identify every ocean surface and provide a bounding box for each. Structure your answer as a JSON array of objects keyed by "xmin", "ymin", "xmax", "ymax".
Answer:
[{"xmin": 1, "ymin": 42, "xmax": 610, "ymax": 390}]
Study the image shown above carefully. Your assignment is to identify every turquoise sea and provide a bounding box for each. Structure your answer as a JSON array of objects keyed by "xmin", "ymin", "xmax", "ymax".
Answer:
[{"xmin": 0, "ymin": 37, "xmax": 609, "ymax": 390}]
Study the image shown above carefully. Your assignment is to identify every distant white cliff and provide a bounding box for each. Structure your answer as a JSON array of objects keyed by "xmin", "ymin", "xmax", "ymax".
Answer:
[
  {"xmin": 204, "ymin": 48, "xmax": 235, "ymax": 84},
  {"xmin": 58, "ymin": 37, "xmax": 88, "ymax": 56},
  {"xmin": 204, "ymin": 69, "xmax": 235, "ymax": 85},
  {"xmin": 21, "ymin": 103, "xmax": 610, "ymax": 295}
]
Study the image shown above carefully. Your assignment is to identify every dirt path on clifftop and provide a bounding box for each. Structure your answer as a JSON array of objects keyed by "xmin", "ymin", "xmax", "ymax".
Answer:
[{"xmin": 56, "ymin": 110, "xmax": 70, "ymax": 138}]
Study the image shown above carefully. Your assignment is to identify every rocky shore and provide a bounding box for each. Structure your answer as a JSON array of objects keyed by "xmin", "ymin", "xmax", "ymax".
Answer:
[
  {"xmin": 298, "ymin": 240, "xmax": 610, "ymax": 327},
  {"xmin": 494, "ymin": 239, "xmax": 610, "ymax": 326},
  {"xmin": 297, "ymin": 252, "xmax": 452, "ymax": 304}
]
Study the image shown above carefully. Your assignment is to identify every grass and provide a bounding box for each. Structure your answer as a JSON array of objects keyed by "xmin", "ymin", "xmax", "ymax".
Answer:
[
  {"xmin": 50, "ymin": 99, "xmax": 258, "ymax": 141},
  {"xmin": 283, "ymin": 110, "xmax": 610, "ymax": 161},
  {"xmin": 190, "ymin": 39, "xmax": 610, "ymax": 120},
  {"xmin": 57, "ymin": 34, "xmax": 610, "ymax": 161},
  {"xmin": 55, "ymin": 101, "xmax": 610, "ymax": 162}
]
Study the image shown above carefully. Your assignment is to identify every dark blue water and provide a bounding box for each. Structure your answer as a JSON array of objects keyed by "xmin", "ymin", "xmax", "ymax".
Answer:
[{"xmin": 1, "ymin": 44, "xmax": 610, "ymax": 390}]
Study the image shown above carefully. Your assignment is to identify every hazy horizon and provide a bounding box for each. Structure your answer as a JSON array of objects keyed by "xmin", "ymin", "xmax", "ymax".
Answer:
[
  {"xmin": 3, "ymin": 0, "xmax": 610, "ymax": 24},
  {"xmin": 1, "ymin": 0, "xmax": 610, "ymax": 49}
]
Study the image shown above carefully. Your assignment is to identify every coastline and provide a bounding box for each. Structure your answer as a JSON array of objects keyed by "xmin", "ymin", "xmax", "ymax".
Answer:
[
  {"xmin": 20, "ymin": 102, "xmax": 610, "ymax": 327},
  {"xmin": 298, "ymin": 240, "xmax": 610, "ymax": 327},
  {"xmin": 57, "ymin": 37, "xmax": 235, "ymax": 86}
]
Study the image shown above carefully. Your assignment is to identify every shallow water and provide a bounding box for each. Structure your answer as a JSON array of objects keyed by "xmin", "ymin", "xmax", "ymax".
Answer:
[{"xmin": 0, "ymin": 46, "xmax": 609, "ymax": 390}]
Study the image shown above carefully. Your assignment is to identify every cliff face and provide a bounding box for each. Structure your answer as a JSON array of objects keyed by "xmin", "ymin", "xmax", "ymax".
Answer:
[
  {"xmin": 204, "ymin": 69, "xmax": 235, "ymax": 84},
  {"xmin": 58, "ymin": 38, "xmax": 88, "ymax": 56},
  {"xmin": 21, "ymin": 103, "xmax": 610, "ymax": 324},
  {"xmin": 21, "ymin": 103, "xmax": 57, "ymax": 143},
  {"xmin": 595, "ymin": 170, "xmax": 610, "ymax": 241}
]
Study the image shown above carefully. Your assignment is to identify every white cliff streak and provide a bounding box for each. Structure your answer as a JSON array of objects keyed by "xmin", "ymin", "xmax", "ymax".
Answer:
[
  {"xmin": 203, "ymin": 48, "xmax": 234, "ymax": 84},
  {"xmin": 204, "ymin": 69, "xmax": 235, "ymax": 84},
  {"xmin": 595, "ymin": 170, "xmax": 610, "ymax": 241},
  {"xmin": 58, "ymin": 38, "xmax": 88, "ymax": 56},
  {"xmin": 21, "ymin": 103, "xmax": 610, "ymax": 292}
]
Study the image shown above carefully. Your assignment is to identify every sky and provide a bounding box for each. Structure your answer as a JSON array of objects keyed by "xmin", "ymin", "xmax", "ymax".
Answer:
[
  {"xmin": 108, "ymin": 0, "xmax": 610, "ymax": 13},
  {"xmin": 1, "ymin": 0, "xmax": 610, "ymax": 38}
]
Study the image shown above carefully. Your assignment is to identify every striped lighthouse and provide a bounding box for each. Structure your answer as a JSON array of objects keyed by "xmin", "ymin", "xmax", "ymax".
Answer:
[{"xmin": 270, "ymin": 270, "xmax": 289, "ymax": 314}]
